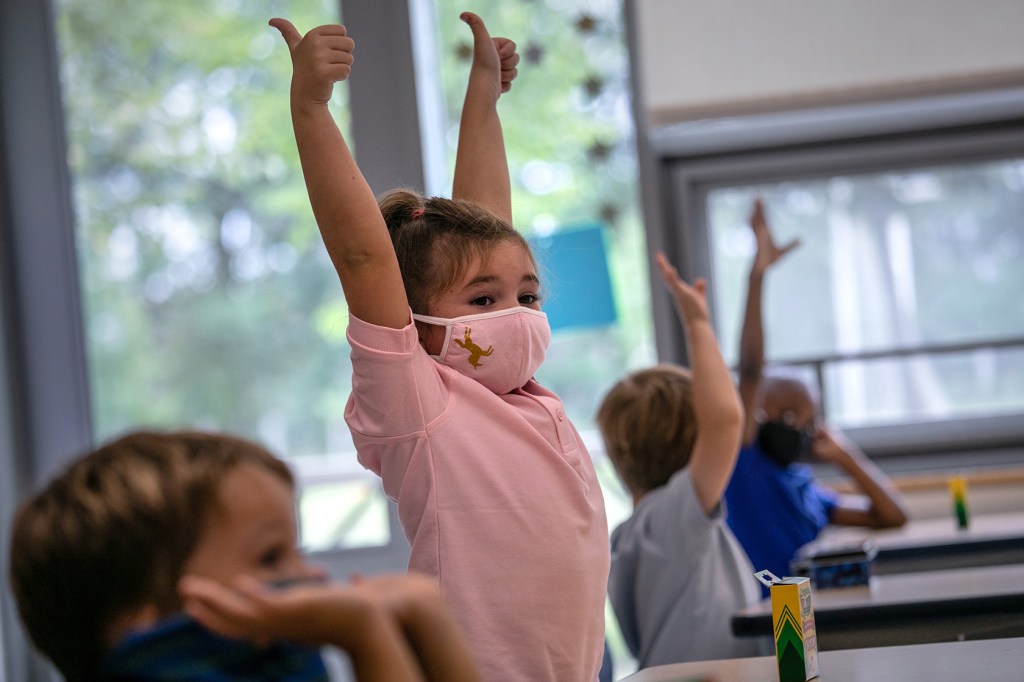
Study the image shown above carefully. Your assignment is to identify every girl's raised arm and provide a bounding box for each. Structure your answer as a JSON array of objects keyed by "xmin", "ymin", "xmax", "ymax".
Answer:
[
  {"xmin": 451, "ymin": 12, "xmax": 515, "ymax": 224},
  {"xmin": 271, "ymin": 19, "xmax": 409, "ymax": 329}
]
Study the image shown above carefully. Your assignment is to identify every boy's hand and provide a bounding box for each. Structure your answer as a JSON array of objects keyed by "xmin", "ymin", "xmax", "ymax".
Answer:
[
  {"xmin": 812, "ymin": 425, "xmax": 856, "ymax": 466},
  {"xmin": 179, "ymin": 574, "xmax": 313, "ymax": 644},
  {"xmin": 180, "ymin": 574, "xmax": 438, "ymax": 681},
  {"xmin": 750, "ymin": 198, "xmax": 799, "ymax": 275},
  {"xmin": 178, "ymin": 573, "xmax": 444, "ymax": 645},
  {"xmin": 461, "ymin": 12, "xmax": 520, "ymax": 99},
  {"xmin": 656, "ymin": 252, "xmax": 709, "ymax": 325},
  {"xmin": 180, "ymin": 573, "xmax": 384, "ymax": 648},
  {"xmin": 269, "ymin": 19, "xmax": 355, "ymax": 105}
]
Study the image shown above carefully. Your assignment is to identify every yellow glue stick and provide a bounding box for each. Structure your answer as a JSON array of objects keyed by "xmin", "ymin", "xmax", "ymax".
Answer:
[{"xmin": 949, "ymin": 475, "xmax": 969, "ymax": 530}]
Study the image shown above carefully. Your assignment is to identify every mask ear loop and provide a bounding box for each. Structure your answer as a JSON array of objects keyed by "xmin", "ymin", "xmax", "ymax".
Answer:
[
  {"xmin": 435, "ymin": 320, "xmax": 456, "ymax": 363},
  {"xmin": 413, "ymin": 314, "xmax": 456, "ymax": 362}
]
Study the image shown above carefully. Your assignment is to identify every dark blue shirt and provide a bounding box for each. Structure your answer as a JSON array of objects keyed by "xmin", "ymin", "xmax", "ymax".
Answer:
[
  {"xmin": 100, "ymin": 614, "xmax": 328, "ymax": 681},
  {"xmin": 724, "ymin": 442, "xmax": 838, "ymax": 595}
]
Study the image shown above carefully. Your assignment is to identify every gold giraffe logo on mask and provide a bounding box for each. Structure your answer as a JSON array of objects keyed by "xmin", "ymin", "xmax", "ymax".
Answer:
[{"xmin": 453, "ymin": 326, "xmax": 494, "ymax": 369}]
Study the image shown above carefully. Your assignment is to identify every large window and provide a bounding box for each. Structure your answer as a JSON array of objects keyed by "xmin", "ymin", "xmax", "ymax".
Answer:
[
  {"xmin": 661, "ymin": 103, "xmax": 1024, "ymax": 456},
  {"xmin": 57, "ymin": 0, "xmax": 349, "ymax": 459},
  {"xmin": 53, "ymin": 0, "xmax": 407, "ymax": 558},
  {"xmin": 708, "ymin": 159, "xmax": 1024, "ymax": 426}
]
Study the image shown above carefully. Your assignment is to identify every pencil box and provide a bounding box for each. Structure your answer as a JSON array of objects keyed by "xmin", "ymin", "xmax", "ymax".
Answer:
[{"xmin": 790, "ymin": 540, "xmax": 877, "ymax": 589}]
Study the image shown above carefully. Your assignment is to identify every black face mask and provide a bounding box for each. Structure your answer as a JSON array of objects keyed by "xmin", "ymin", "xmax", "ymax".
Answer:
[{"xmin": 757, "ymin": 421, "xmax": 814, "ymax": 467}]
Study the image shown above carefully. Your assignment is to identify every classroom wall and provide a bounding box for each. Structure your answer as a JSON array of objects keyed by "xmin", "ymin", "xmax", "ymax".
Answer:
[{"xmin": 632, "ymin": 0, "xmax": 1024, "ymax": 124}]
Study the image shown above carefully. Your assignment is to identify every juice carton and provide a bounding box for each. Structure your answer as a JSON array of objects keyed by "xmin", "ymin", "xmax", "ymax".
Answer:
[{"xmin": 755, "ymin": 570, "xmax": 819, "ymax": 682}]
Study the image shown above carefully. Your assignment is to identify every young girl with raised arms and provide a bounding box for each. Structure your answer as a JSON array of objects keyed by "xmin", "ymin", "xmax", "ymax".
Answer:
[{"xmin": 269, "ymin": 12, "xmax": 609, "ymax": 682}]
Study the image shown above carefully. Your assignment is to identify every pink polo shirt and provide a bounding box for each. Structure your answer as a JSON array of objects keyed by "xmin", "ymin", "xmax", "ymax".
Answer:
[{"xmin": 344, "ymin": 313, "xmax": 609, "ymax": 682}]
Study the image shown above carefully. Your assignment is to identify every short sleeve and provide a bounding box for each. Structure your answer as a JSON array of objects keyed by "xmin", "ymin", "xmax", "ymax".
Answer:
[{"xmin": 344, "ymin": 312, "xmax": 449, "ymax": 440}]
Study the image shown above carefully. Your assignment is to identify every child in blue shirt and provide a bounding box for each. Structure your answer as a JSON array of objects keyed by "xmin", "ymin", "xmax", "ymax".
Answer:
[{"xmin": 725, "ymin": 199, "xmax": 909, "ymax": 587}]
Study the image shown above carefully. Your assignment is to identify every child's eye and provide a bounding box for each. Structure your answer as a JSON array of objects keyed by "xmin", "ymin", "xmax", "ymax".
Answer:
[
  {"xmin": 519, "ymin": 293, "xmax": 539, "ymax": 306},
  {"xmin": 470, "ymin": 296, "xmax": 494, "ymax": 306}
]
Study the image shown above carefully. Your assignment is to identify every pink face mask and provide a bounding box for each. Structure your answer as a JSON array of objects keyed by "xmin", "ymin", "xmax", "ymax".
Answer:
[{"xmin": 412, "ymin": 307, "xmax": 551, "ymax": 394}]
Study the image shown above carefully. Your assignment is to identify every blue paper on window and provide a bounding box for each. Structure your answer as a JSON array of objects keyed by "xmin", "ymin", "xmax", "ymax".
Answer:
[{"xmin": 529, "ymin": 223, "xmax": 617, "ymax": 332}]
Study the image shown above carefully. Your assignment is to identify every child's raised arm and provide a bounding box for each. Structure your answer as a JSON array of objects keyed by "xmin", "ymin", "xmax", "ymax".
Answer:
[
  {"xmin": 270, "ymin": 19, "xmax": 409, "ymax": 329},
  {"xmin": 656, "ymin": 253, "xmax": 743, "ymax": 514},
  {"xmin": 451, "ymin": 12, "xmax": 517, "ymax": 223},
  {"xmin": 737, "ymin": 199, "xmax": 800, "ymax": 443}
]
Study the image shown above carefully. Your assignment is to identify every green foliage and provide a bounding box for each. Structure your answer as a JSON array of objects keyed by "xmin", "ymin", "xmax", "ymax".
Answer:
[{"xmin": 58, "ymin": 0, "xmax": 349, "ymax": 454}]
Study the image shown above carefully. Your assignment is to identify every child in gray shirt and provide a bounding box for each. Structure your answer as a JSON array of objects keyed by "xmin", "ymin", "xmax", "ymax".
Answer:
[{"xmin": 598, "ymin": 253, "xmax": 765, "ymax": 668}]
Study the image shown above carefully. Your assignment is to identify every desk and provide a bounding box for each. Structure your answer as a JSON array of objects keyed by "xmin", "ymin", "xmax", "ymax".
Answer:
[
  {"xmin": 803, "ymin": 511, "xmax": 1024, "ymax": 574},
  {"xmin": 732, "ymin": 563, "xmax": 1024, "ymax": 650},
  {"xmin": 621, "ymin": 637, "xmax": 1024, "ymax": 682}
]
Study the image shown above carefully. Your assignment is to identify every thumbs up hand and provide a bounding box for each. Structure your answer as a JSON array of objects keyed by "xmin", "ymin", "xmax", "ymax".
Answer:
[
  {"xmin": 461, "ymin": 12, "xmax": 520, "ymax": 99},
  {"xmin": 269, "ymin": 19, "xmax": 355, "ymax": 105}
]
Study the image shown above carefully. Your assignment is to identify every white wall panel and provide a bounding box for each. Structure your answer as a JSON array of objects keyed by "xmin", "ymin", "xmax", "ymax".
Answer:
[{"xmin": 634, "ymin": 0, "xmax": 1024, "ymax": 123}]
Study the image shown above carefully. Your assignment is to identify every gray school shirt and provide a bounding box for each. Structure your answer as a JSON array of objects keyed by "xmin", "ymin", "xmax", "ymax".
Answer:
[{"xmin": 608, "ymin": 467, "xmax": 766, "ymax": 668}]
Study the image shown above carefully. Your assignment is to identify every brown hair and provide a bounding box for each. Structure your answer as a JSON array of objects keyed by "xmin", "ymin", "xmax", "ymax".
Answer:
[
  {"xmin": 378, "ymin": 188, "xmax": 535, "ymax": 314},
  {"xmin": 596, "ymin": 365, "xmax": 697, "ymax": 497},
  {"xmin": 8, "ymin": 430, "xmax": 293, "ymax": 681}
]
